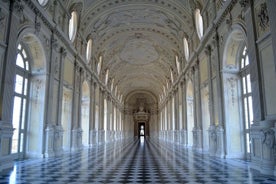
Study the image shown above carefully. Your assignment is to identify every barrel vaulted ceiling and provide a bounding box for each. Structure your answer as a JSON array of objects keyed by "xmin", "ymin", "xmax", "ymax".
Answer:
[{"xmin": 72, "ymin": 0, "xmax": 195, "ymax": 100}]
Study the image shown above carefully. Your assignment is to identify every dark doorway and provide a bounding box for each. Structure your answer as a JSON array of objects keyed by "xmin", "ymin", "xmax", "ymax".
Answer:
[{"xmin": 138, "ymin": 123, "xmax": 145, "ymax": 137}]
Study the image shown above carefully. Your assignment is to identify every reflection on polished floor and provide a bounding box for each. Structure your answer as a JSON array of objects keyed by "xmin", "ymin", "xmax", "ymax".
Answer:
[{"xmin": 1, "ymin": 137, "xmax": 276, "ymax": 184}]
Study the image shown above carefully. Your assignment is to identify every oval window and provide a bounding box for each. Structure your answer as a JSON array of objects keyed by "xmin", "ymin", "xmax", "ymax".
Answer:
[
  {"xmin": 183, "ymin": 37, "xmax": 189, "ymax": 61},
  {"xmin": 69, "ymin": 11, "xmax": 78, "ymax": 42},
  {"xmin": 37, "ymin": 0, "xmax": 48, "ymax": 6},
  {"xmin": 195, "ymin": 9, "xmax": 203, "ymax": 39},
  {"xmin": 86, "ymin": 39, "xmax": 93, "ymax": 62}
]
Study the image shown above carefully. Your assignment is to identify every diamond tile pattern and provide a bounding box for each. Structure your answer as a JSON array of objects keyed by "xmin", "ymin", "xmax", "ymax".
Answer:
[{"xmin": 1, "ymin": 137, "xmax": 276, "ymax": 183}]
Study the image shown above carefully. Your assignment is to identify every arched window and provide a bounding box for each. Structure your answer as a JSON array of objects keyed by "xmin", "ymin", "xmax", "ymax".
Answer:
[
  {"xmin": 37, "ymin": 0, "xmax": 48, "ymax": 6},
  {"xmin": 183, "ymin": 37, "xmax": 189, "ymax": 61},
  {"xmin": 12, "ymin": 44, "xmax": 31, "ymax": 154},
  {"xmin": 240, "ymin": 46, "xmax": 253, "ymax": 155},
  {"xmin": 86, "ymin": 39, "xmax": 93, "ymax": 62},
  {"xmin": 195, "ymin": 9, "xmax": 204, "ymax": 39},
  {"xmin": 69, "ymin": 11, "xmax": 78, "ymax": 42}
]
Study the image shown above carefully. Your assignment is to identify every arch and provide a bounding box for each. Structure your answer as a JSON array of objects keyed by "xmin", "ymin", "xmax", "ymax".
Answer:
[
  {"xmin": 222, "ymin": 25, "xmax": 247, "ymax": 70},
  {"xmin": 222, "ymin": 26, "xmax": 248, "ymax": 158},
  {"xmin": 81, "ymin": 80, "xmax": 90, "ymax": 146},
  {"xmin": 186, "ymin": 79, "xmax": 194, "ymax": 147},
  {"xmin": 14, "ymin": 31, "xmax": 47, "ymax": 158}
]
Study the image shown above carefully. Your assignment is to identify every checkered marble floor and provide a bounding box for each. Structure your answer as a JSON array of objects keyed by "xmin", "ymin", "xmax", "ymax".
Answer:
[{"xmin": 1, "ymin": 137, "xmax": 276, "ymax": 184}]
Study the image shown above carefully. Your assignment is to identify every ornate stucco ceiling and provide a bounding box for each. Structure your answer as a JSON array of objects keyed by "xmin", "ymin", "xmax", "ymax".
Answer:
[{"xmin": 76, "ymin": 0, "xmax": 194, "ymax": 100}]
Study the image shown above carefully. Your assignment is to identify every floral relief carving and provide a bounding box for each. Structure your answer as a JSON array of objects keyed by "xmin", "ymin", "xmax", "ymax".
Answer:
[
  {"xmin": 33, "ymin": 79, "xmax": 43, "ymax": 105},
  {"xmin": 261, "ymin": 129, "xmax": 275, "ymax": 149},
  {"xmin": 257, "ymin": 3, "xmax": 269, "ymax": 33},
  {"xmin": 0, "ymin": 10, "xmax": 6, "ymax": 41},
  {"xmin": 227, "ymin": 77, "xmax": 238, "ymax": 106}
]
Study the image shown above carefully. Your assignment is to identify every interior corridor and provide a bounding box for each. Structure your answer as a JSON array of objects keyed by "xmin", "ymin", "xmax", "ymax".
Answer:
[{"xmin": 1, "ymin": 138, "xmax": 276, "ymax": 184}]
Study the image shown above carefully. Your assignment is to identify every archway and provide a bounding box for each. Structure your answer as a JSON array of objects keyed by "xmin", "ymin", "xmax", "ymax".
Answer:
[
  {"xmin": 222, "ymin": 27, "xmax": 250, "ymax": 159},
  {"xmin": 12, "ymin": 33, "xmax": 46, "ymax": 158}
]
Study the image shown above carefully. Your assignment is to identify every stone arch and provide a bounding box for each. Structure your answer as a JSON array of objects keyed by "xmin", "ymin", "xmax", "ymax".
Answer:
[
  {"xmin": 16, "ymin": 30, "xmax": 47, "ymax": 158},
  {"xmin": 222, "ymin": 25, "xmax": 247, "ymax": 158},
  {"xmin": 125, "ymin": 90, "xmax": 158, "ymax": 137}
]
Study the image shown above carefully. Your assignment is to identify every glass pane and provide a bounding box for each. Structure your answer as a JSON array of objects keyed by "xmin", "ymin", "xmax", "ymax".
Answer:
[
  {"xmin": 25, "ymin": 61, "xmax": 29, "ymax": 71},
  {"xmin": 15, "ymin": 75, "xmax": 23, "ymax": 94},
  {"xmin": 247, "ymin": 74, "xmax": 251, "ymax": 93},
  {"xmin": 16, "ymin": 54, "xmax": 24, "ymax": 68},
  {"xmin": 22, "ymin": 49, "xmax": 27, "ymax": 59},
  {"xmin": 246, "ymin": 133, "xmax": 250, "ymax": 153},
  {"xmin": 245, "ymin": 55, "xmax": 249, "ymax": 66},
  {"xmin": 12, "ymin": 96, "xmax": 22, "ymax": 153},
  {"xmin": 21, "ymin": 99, "xmax": 26, "ymax": 129},
  {"xmin": 248, "ymin": 96, "xmax": 253, "ymax": 125},
  {"xmin": 20, "ymin": 133, "xmax": 24, "ymax": 152},
  {"xmin": 17, "ymin": 44, "xmax": 22, "ymax": 50},
  {"xmin": 244, "ymin": 98, "xmax": 248, "ymax": 127},
  {"xmin": 243, "ymin": 47, "xmax": 247, "ymax": 55},
  {"xmin": 241, "ymin": 58, "xmax": 244, "ymax": 69},
  {"xmin": 242, "ymin": 77, "xmax": 246, "ymax": 94},
  {"xmin": 24, "ymin": 78, "xmax": 28, "ymax": 96}
]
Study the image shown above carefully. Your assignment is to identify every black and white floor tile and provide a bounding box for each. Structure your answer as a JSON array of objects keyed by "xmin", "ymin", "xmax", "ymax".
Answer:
[{"xmin": 1, "ymin": 137, "xmax": 276, "ymax": 183}]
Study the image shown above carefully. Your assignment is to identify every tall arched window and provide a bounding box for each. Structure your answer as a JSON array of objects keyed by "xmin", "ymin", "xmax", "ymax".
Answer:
[
  {"xmin": 12, "ymin": 44, "xmax": 30, "ymax": 155},
  {"xmin": 195, "ymin": 9, "xmax": 204, "ymax": 39},
  {"xmin": 240, "ymin": 46, "xmax": 253, "ymax": 155},
  {"xmin": 69, "ymin": 11, "xmax": 78, "ymax": 42}
]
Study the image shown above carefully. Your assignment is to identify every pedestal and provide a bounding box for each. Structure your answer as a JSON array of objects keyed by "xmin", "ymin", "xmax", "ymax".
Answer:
[
  {"xmin": 216, "ymin": 125, "xmax": 225, "ymax": 158},
  {"xmin": 192, "ymin": 127, "xmax": 197, "ymax": 150},
  {"xmin": 196, "ymin": 128, "xmax": 202, "ymax": 151},
  {"xmin": 90, "ymin": 130, "xmax": 98, "ymax": 146},
  {"xmin": 44, "ymin": 124, "xmax": 55, "ymax": 157},
  {"xmin": 250, "ymin": 121, "xmax": 275, "ymax": 175},
  {"xmin": 0, "ymin": 121, "xmax": 14, "ymax": 172},
  {"xmin": 208, "ymin": 124, "xmax": 217, "ymax": 156},
  {"xmin": 54, "ymin": 125, "xmax": 64, "ymax": 156}
]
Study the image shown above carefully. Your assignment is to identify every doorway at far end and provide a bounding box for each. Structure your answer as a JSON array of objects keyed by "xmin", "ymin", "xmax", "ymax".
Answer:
[{"xmin": 138, "ymin": 122, "xmax": 145, "ymax": 137}]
